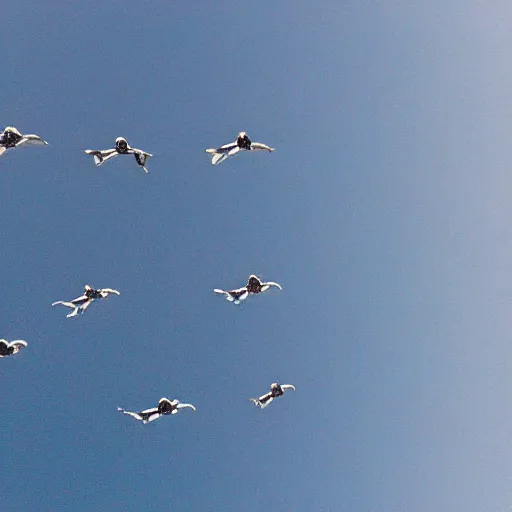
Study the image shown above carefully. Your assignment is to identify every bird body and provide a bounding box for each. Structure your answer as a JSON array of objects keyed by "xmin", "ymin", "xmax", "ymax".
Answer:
[
  {"xmin": 215, "ymin": 274, "xmax": 282, "ymax": 305},
  {"xmin": 0, "ymin": 126, "xmax": 47, "ymax": 156},
  {"xmin": 245, "ymin": 275, "xmax": 282, "ymax": 295},
  {"xmin": 205, "ymin": 132, "xmax": 274, "ymax": 165},
  {"xmin": 0, "ymin": 339, "xmax": 28, "ymax": 358},
  {"xmin": 52, "ymin": 285, "xmax": 120, "ymax": 318},
  {"xmin": 85, "ymin": 137, "xmax": 152, "ymax": 173},
  {"xmin": 118, "ymin": 397, "xmax": 196, "ymax": 424},
  {"xmin": 250, "ymin": 383, "xmax": 295, "ymax": 409}
]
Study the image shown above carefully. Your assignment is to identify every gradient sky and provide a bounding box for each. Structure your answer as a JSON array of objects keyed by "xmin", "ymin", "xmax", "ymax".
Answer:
[{"xmin": 2, "ymin": 1, "xmax": 512, "ymax": 511}]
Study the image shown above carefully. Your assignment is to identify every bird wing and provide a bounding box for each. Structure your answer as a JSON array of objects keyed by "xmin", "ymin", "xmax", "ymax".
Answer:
[
  {"xmin": 118, "ymin": 408, "xmax": 144, "ymax": 422},
  {"xmin": 66, "ymin": 308, "xmax": 80, "ymax": 318},
  {"xmin": 259, "ymin": 398, "xmax": 274, "ymax": 409},
  {"xmin": 261, "ymin": 281, "xmax": 283, "ymax": 292},
  {"xmin": 16, "ymin": 134, "xmax": 48, "ymax": 147},
  {"xmin": 140, "ymin": 406, "xmax": 159, "ymax": 415},
  {"xmin": 219, "ymin": 141, "xmax": 238, "ymax": 151},
  {"xmin": 235, "ymin": 289, "xmax": 249, "ymax": 302},
  {"xmin": 79, "ymin": 299, "xmax": 95, "ymax": 312},
  {"xmin": 132, "ymin": 148, "xmax": 152, "ymax": 158},
  {"xmin": 206, "ymin": 143, "xmax": 240, "ymax": 165},
  {"xmin": 9, "ymin": 340, "xmax": 28, "ymax": 348},
  {"xmin": 281, "ymin": 384, "xmax": 296, "ymax": 392},
  {"xmin": 176, "ymin": 403, "xmax": 196, "ymax": 411},
  {"xmin": 70, "ymin": 294, "xmax": 88, "ymax": 304},
  {"xmin": 257, "ymin": 393, "xmax": 274, "ymax": 408},
  {"xmin": 210, "ymin": 150, "xmax": 234, "ymax": 165},
  {"xmin": 100, "ymin": 288, "xmax": 120, "ymax": 296},
  {"xmin": 133, "ymin": 151, "xmax": 151, "ymax": 173},
  {"xmin": 144, "ymin": 410, "xmax": 162, "ymax": 423},
  {"xmin": 85, "ymin": 148, "xmax": 119, "ymax": 166},
  {"xmin": 250, "ymin": 142, "xmax": 275, "ymax": 152},
  {"xmin": 52, "ymin": 301, "xmax": 77, "ymax": 308},
  {"xmin": 215, "ymin": 288, "xmax": 248, "ymax": 303}
]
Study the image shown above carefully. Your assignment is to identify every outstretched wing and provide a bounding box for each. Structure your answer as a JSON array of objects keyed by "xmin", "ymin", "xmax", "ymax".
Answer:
[
  {"xmin": 281, "ymin": 384, "xmax": 296, "ymax": 392},
  {"xmin": 206, "ymin": 143, "xmax": 240, "ymax": 165},
  {"xmin": 52, "ymin": 301, "xmax": 77, "ymax": 308},
  {"xmin": 176, "ymin": 403, "xmax": 196, "ymax": 412},
  {"xmin": 9, "ymin": 340, "xmax": 28, "ymax": 349},
  {"xmin": 215, "ymin": 288, "xmax": 248, "ymax": 303},
  {"xmin": 141, "ymin": 408, "xmax": 162, "ymax": 423},
  {"xmin": 70, "ymin": 294, "xmax": 88, "ymax": 304},
  {"xmin": 261, "ymin": 281, "xmax": 283, "ymax": 292},
  {"xmin": 250, "ymin": 142, "xmax": 275, "ymax": 152},
  {"xmin": 234, "ymin": 289, "xmax": 249, "ymax": 303},
  {"xmin": 100, "ymin": 288, "xmax": 120, "ymax": 296},
  {"xmin": 85, "ymin": 148, "xmax": 119, "ymax": 166},
  {"xmin": 79, "ymin": 299, "xmax": 95, "ymax": 313},
  {"xmin": 16, "ymin": 134, "xmax": 48, "ymax": 147},
  {"xmin": 118, "ymin": 407, "xmax": 144, "ymax": 422},
  {"xmin": 251, "ymin": 393, "xmax": 274, "ymax": 408},
  {"xmin": 214, "ymin": 288, "xmax": 230, "ymax": 299}
]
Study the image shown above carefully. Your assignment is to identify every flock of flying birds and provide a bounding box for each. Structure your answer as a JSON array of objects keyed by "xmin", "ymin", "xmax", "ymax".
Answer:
[{"xmin": 1, "ymin": 125, "xmax": 295, "ymax": 424}]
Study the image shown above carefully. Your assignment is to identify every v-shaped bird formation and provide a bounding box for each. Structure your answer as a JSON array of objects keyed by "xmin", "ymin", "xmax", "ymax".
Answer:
[{"xmin": 2, "ymin": 124, "xmax": 295, "ymax": 425}]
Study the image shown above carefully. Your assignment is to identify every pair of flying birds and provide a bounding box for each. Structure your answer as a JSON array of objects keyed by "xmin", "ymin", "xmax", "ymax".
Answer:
[
  {"xmin": 51, "ymin": 275, "xmax": 281, "ymax": 319},
  {"xmin": 118, "ymin": 382, "xmax": 296, "ymax": 425},
  {"xmin": 0, "ymin": 127, "xmax": 151, "ymax": 172},
  {"xmin": 84, "ymin": 131, "xmax": 274, "ymax": 170},
  {"xmin": 0, "ymin": 126, "xmax": 274, "ymax": 169}
]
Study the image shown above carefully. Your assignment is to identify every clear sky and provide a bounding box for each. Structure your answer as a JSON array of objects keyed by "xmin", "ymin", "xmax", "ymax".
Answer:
[{"xmin": 2, "ymin": 1, "xmax": 512, "ymax": 511}]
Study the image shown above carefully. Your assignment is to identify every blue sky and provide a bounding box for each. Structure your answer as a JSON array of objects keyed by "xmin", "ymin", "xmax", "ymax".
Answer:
[{"xmin": 2, "ymin": 1, "xmax": 512, "ymax": 511}]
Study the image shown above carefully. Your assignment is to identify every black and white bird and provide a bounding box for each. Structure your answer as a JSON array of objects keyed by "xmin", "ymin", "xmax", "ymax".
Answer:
[
  {"xmin": 0, "ymin": 339, "xmax": 28, "ymax": 358},
  {"xmin": 85, "ymin": 137, "xmax": 153, "ymax": 173},
  {"xmin": 52, "ymin": 284, "xmax": 120, "ymax": 318},
  {"xmin": 245, "ymin": 275, "xmax": 282, "ymax": 295},
  {"xmin": 250, "ymin": 382, "xmax": 296, "ymax": 409},
  {"xmin": 214, "ymin": 285, "xmax": 249, "ymax": 305},
  {"xmin": 205, "ymin": 132, "xmax": 274, "ymax": 165},
  {"xmin": 0, "ymin": 126, "xmax": 47, "ymax": 156},
  {"xmin": 118, "ymin": 397, "xmax": 196, "ymax": 424}
]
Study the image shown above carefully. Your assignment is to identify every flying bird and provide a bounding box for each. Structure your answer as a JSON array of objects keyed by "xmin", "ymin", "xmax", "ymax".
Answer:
[
  {"xmin": 205, "ymin": 132, "xmax": 274, "ymax": 165},
  {"xmin": 245, "ymin": 275, "xmax": 282, "ymax": 295},
  {"xmin": 0, "ymin": 126, "xmax": 47, "ymax": 156},
  {"xmin": 52, "ymin": 284, "xmax": 120, "ymax": 318},
  {"xmin": 214, "ymin": 286, "xmax": 249, "ymax": 305},
  {"xmin": 0, "ymin": 339, "xmax": 28, "ymax": 358},
  {"xmin": 118, "ymin": 397, "xmax": 196, "ymax": 424},
  {"xmin": 85, "ymin": 137, "xmax": 152, "ymax": 173},
  {"xmin": 250, "ymin": 382, "xmax": 296, "ymax": 409}
]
